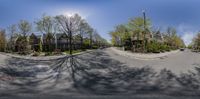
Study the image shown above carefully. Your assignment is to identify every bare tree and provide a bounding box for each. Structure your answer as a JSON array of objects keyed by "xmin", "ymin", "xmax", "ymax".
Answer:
[
  {"xmin": 78, "ymin": 19, "xmax": 90, "ymax": 50},
  {"xmin": 18, "ymin": 20, "xmax": 31, "ymax": 37},
  {"xmin": 93, "ymin": 30, "xmax": 104, "ymax": 47},
  {"xmin": 7, "ymin": 24, "xmax": 17, "ymax": 51},
  {"xmin": 7, "ymin": 24, "xmax": 17, "ymax": 37},
  {"xmin": 55, "ymin": 13, "xmax": 82, "ymax": 54},
  {"xmin": 0, "ymin": 29, "xmax": 6, "ymax": 52},
  {"xmin": 17, "ymin": 20, "xmax": 31, "ymax": 53},
  {"xmin": 35, "ymin": 14, "xmax": 59, "ymax": 51},
  {"xmin": 87, "ymin": 26, "xmax": 94, "ymax": 49}
]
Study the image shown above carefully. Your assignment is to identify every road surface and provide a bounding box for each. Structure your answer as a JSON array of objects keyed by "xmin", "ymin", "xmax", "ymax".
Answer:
[
  {"xmin": 105, "ymin": 48, "xmax": 200, "ymax": 74},
  {"xmin": 1, "ymin": 49, "xmax": 200, "ymax": 98}
]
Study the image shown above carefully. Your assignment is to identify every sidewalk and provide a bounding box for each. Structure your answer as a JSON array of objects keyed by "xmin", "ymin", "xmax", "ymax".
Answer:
[
  {"xmin": 0, "ymin": 53, "xmax": 67, "ymax": 61},
  {"xmin": 0, "ymin": 50, "xmax": 94, "ymax": 61},
  {"xmin": 110, "ymin": 47, "xmax": 179, "ymax": 60}
]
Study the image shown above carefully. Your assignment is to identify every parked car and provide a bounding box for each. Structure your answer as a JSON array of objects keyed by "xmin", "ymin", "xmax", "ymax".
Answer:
[{"xmin": 180, "ymin": 48, "xmax": 185, "ymax": 51}]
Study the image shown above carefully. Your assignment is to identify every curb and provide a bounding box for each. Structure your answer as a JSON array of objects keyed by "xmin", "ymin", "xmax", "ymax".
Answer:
[
  {"xmin": 110, "ymin": 47, "xmax": 179, "ymax": 60},
  {"xmin": 0, "ymin": 50, "xmax": 95, "ymax": 61}
]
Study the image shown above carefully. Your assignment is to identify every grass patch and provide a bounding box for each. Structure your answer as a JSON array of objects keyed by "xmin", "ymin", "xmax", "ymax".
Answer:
[{"xmin": 65, "ymin": 49, "xmax": 84, "ymax": 54}]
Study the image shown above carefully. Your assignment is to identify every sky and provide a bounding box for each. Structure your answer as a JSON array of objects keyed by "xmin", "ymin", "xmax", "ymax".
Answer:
[{"xmin": 0, "ymin": 0, "xmax": 200, "ymax": 45}]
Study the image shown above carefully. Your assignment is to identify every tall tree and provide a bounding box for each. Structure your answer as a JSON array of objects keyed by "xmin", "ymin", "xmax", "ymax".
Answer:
[
  {"xmin": 55, "ymin": 13, "xmax": 82, "ymax": 54},
  {"xmin": 128, "ymin": 17, "xmax": 151, "ymax": 39},
  {"xmin": 109, "ymin": 24, "xmax": 131, "ymax": 47},
  {"xmin": 7, "ymin": 24, "xmax": 17, "ymax": 51},
  {"xmin": 17, "ymin": 20, "xmax": 31, "ymax": 53},
  {"xmin": 88, "ymin": 26, "xmax": 94, "ymax": 49},
  {"xmin": 18, "ymin": 20, "xmax": 31, "ymax": 37},
  {"xmin": 164, "ymin": 27, "xmax": 185, "ymax": 49},
  {"xmin": 0, "ymin": 29, "xmax": 6, "ymax": 52},
  {"xmin": 128, "ymin": 17, "xmax": 151, "ymax": 52},
  {"xmin": 93, "ymin": 30, "xmax": 101, "ymax": 47},
  {"xmin": 78, "ymin": 19, "xmax": 90, "ymax": 50},
  {"xmin": 192, "ymin": 32, "xmax": 200, "ymax": 51},
  {"xmin": 35, "ymin": 14, "xmax": 58, "ymax": 51}
]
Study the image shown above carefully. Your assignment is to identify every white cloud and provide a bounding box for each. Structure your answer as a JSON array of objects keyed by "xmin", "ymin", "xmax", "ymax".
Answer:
[
  {"xmin": 58, "ymin": 9, "xmax": 90, "ymax": 19},
  {"xmin": 176, "ymin": 23, "xmax": 198, "ymax": 46},
  {"xmin": 182, "ymin": 33, "xmax": 195, "ymax": 46}
]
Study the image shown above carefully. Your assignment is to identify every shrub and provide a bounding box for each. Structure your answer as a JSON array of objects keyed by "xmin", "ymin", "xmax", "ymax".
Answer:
[
  {"xmin": 159, "ymin": 44, "xmax": 165, "ymax": 53},
  {"xmin": 161, "ymin": 44, "xmax": 171, "ymax": 52},
  {"xmin": 92, "ymin": 45, "xmax": 98, "ymax": 49},
  {"xmin": 45, "ymin": 52, "xmax": 52, "ymax": 56},
  {"xmin": 32, "ymin": 52, "xmax": 40, "ymax": 56},
  {"xmin": 53, "ymin": 49, "xmax": 62, "ymax": 55},
  {"xmin": 147, "ymin": 41, "xmax": 160, "ymax": 53}
]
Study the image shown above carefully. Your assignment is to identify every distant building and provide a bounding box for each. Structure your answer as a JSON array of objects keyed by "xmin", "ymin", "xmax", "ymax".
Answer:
[
  {"xmin": 55, "ymin": 33, "xmax": 69, "ymax": 51},
  {"xmin": 29, "ymin": 33, "xmax": 42, "ymax": 51},
  {"xmin": 131, "ymin": 30, "xmax": 153, "ymax": 52},
  {"xmin": 42, "ymin": 33, "xmax": 55, "ymax": 51},
  {"xmin": 13, "ymin": 32, "xmax": 88, "ymax": 52},
  {"xmin": 152, "ymin": 31, "xmax": 164, "ymax": 43}
]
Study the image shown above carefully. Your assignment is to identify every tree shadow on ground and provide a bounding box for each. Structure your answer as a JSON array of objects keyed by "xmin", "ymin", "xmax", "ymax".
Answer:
[
  {"xmin": 70, "ymin": 50, "xmax": 200, "ymax": 96},
  {"xmin": 1, "ymin": 50, "xmax": 200, "ymax": 96}
]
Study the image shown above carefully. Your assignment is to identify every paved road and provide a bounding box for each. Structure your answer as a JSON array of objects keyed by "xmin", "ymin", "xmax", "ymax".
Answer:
[
  {"xmin": 105, "ymin": 48, "xmax": 200, "ymax": 74},
  {"xmin": 1, "ymin": 49, "xmax": 200, "ymax": 98},
  {"xmin": 1, "ymin": 49, "xmax": 199, "ymax": 74}
]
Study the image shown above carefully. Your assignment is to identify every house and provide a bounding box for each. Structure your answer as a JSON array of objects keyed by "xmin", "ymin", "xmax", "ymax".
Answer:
[
  {"xmin": 13, "ymin": 32, "xmax": 85, "ymax": 52},
  {"xmin": 152, "ymin": 31, "xmax": 164, "ymax": 43},
  {"xmin": 131, "ymin": 29, "xmax": 153, "ymax": 52},
  {"xmin": 55, "ymin": 33, "xmax": 69, "ymax": 51},
  {"xmin": 42, "ymin": 33, "xmax": 55, "ymax": 52},
  {"xmin": 15, "ymin": 36, "xmax": 29, "ymax": 52},
  {"xmin": 29, "ymin": 33, "xmax": 42, "ymax": 51}
]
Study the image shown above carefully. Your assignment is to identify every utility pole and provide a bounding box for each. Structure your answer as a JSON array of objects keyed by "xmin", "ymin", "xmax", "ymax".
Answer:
[
  {"xmin": 142, "ymin": 10, "xmax": 147, "ymax": 52},
  {"xmin": 143, "ymin": 10, "xmax": 146, "ymax": 30}
]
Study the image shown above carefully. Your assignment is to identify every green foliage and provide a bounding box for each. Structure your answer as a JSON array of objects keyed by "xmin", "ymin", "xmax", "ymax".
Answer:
[
  {"xmin": 92, "ymin": 45, "xmax": 98, "ymax": 49},
  {"xmin": 147, "ymin": 41, "xmax": 160, "ymax": 53},
  {"xmin": 109, "ymin": 14, "xmax": 186, "ymax": 53},
  {"xmin": 32, "ymin": 52, "xmax": 40, "ymax": 56},
  {"xmin": 124, "ymin": 38, "xmax": 132, "ymax": 50},
  {"xmin": 16, "ymin": 36, "xmax": 29, "ymax": 54},
  {"xmin": 39, "ymin": 39, "xmax": 43, "ymax": 52},
  {"xmin": 109, "ymin": 24, "xmax": 129, "ymax": 46},
  {"xmin": 161, "ymin": 44, "xmax": 171, "ymax": 52},
  {"xmin": 147, "ymin": 41, "xmax": 171, "ymax": 53},
  {"xmin": 44, "ymin": 33, "xmax": 55, "ymax": 52},
  {"xmin": 83, "ymin": 39, "xmax": 90, "ymax": 49},
  {"xmin": 187, "ymin": 44, "xmax": 193, "ymax": 49},
  {"xmin": 45, "ymin": 52, "xmax": 53, "ymax": 56},
  {"xmin": 191, "ymin": 33, "xmax": 200, "ymax": 51},
  {"xmin": 18, "ymin": 20, "xmax": 32, "ymax": 37},
  {"xmin": 128, "ymin": 17, "xmax": 151, "ymax": 32},
  {"xmin": 3, "ymin": 13, "xmax": 108, "ymax": 54},
  {"xmin": 65, "ymin": 50, "xmax": 83, "ymax": 54},
  {"xmin": 0, "ymin": 29, "xmax": 6, "ymax": 52},
  {"xmin": 163, "ymin": 27, "xmax": 185, "ymax": 49}
]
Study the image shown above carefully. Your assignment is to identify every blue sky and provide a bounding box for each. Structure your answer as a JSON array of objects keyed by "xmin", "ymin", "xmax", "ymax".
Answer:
[{"xmin": 0, "ymin": 0, "xmax": 200, "ymax": 45}]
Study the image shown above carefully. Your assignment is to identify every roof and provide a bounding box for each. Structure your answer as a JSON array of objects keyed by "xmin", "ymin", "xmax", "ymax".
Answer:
[{"xmin": 56, "ymin": 33, "xmax": 68, "ymax": 39}]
